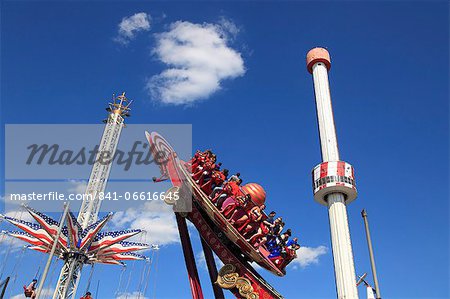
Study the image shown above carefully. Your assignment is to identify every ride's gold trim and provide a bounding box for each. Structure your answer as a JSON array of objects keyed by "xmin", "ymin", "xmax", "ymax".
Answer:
[{"xmin": 216, "ymin": 264, "xmax": 259, "ymax": 299}]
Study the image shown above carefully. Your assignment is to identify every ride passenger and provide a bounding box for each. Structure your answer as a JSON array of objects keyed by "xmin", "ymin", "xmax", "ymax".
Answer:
[
  {"xmin": 286, "ymin": 237, "xmax": 300, "ymax": 250},
  {"xmin": 265, "ymin": 218, "xmax": 284, "ymax": 250},
  {"xmin": 80, "ymin": 291, "xmax": 93, "ymax": 299},
  {"xmin": 193, "ymin": 154, "xmax": 216, "ymax": 183},
  {"xmin": 228, "ymin": 172, "xmax": 241, "ymax": 182},
  {"xmin": 190, "ymin": 150, "xmax": 207, "ymax": 171},
  {"xmin": 240, "ymin": 204, "xmax": 266, "ymax": 235},
  {"xmin": 279, "ymin": 235, "xmax": 300, "ymax": 269},
  {"xmin": 210, "ymin": 169, "xmax": 229, "ymax": 190},
  {"xmin": 279, "ymin": 229, "xmax": 292, "ymax": 244},
  {"xmin": 187, "ymin": 150, "xmax": 201, "ymax": 166},
  {"xmin": 247, "ymin": 210, "xmax": 274, "ymax": 247},
  {"xmin": 222, "ymin": 193, "xmax": 248, "ymax": 219},
  {"xmin": 24, "ymin": 279, "xmax": 37, "ymax": 298},
  {"xmin": 265, "ymin": 211, "xmax": 276, "ymax": 226},
  {"xmin": 200, "ymin": 168, "xmax": 228, "ymax": 194},
  {"xmin": 191, "ymin": 150, "xmax": 213, "ymax": 173},
  {"xmin": 229, "ymin": 194, "xmax": 254, "ymax": 230},
  {"xmin": 215, "ymin": 178, "xmax": 242, "ymax": 209}
]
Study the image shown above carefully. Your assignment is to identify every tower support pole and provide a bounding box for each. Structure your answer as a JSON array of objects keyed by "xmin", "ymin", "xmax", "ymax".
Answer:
[
  {"xmin": 36, "ymin": 203, "xmax": 70, "ymax": 299},
  {"xmin": 307, "ymin": 48, "xmax": 359, "ymax": 299},
  {"xmin": 175, "ymin": 213, "xmax": 204, "ymax": 299},
  {"xmin": 200, "ymin": 236, "xmax": 224, "ymax": 299},
  {"xmin": 361, "ymin": 209, "xmax": 381, "ymax": 298},
  {"xmin": 0, "ymin": 277, "xmax": 10, "ymax": 299}
]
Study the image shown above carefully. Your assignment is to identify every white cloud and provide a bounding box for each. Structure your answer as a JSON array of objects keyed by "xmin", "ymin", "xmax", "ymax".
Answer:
[
  {"xmin": 110, "ymin": 201, "xmax": 179, "ymax": 246},
  {"xmin": 116, "ymin": 291, "xmax": 148, "ymax": 299},
  {"xmin": 0, "ymin": 237, "xmax": 28, "ymax": 255},
  {"xmin": 196, "ymin": 250, "xmax": 223, "ymax": 271},
  {"xmin": 218, "ymin": 17, "xmax": 240, "ymax": 39},
  {"xmin": 67, "ymin": 179, "xmax": 87, "ymax": 194},
  {"xmin": 1, "ymin": 194, "xmax": 23, "ymax": 209},
  {"xmin": 289, "ymin": 245, "xmax": 328, "ymax": 269},
  {"xmin": 115, "ymin": 12, "xmax": 151, "ymax": 45},
  {"xmin": 148, "ymin": 19, "xmax": 245, "ymax": 105}
]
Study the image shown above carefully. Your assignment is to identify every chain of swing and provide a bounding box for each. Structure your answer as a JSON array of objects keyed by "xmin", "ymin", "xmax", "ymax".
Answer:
[{"xmin": 113, "ymin": 233, "xmax": 159, "ymax": 299}]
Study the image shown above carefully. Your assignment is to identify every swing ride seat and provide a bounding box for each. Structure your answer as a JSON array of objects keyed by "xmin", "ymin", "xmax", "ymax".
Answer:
[{"xmin": 23, "ymin": 286, "xmax": 33, "ymax": 297}]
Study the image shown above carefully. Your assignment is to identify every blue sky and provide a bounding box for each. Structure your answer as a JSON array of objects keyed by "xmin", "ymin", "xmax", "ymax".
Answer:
[{"xmin": 1, "ymin": 1, "xmax": 449, "ymax": 298}]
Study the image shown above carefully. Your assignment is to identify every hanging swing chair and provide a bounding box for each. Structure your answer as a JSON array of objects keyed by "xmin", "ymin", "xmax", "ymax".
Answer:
[{"xmin": 23, "ymin": 279, "xmax": 37, "ymax": 298}]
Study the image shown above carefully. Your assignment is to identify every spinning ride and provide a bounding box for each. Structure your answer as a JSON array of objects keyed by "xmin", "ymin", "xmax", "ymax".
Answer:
[
  {"xmin": 0, "ymin": 93, "xmax": 151, "ymax": 299},
  {"xmin": 147, "ymin": 131, "xmax": 295, "ymax": 299}
]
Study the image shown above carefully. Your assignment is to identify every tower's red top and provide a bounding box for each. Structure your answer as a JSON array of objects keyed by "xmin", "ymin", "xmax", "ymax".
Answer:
[
  {"xmin": 242, "ymin": 183, "xmax": 266, "ymax": 206},
  {"xmin": 306, "ymin": 47, "xmax": 331, "ymax": 74}
]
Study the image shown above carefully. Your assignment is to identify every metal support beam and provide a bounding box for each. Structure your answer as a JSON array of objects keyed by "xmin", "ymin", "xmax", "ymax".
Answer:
[
  {"xmin": 176, "ymin": 213, "xmax": 204, "ymax": 299},
  {"xmin": 200, "ymin": 237, "xmax": 224, "ymax": 299},
  {"xmin": 36, "ymin": 203, "xmax": 70, "ymax": 299},
  {"xmin": 53, "ymin": 255, "xmax": 84, "ymax": 299},
  {"xmin": 0, "ymin": 277, "xmax": 10, "ymax": 299}
]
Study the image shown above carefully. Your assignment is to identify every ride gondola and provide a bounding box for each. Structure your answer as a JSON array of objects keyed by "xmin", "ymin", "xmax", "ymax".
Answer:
[{"xmin": 146, "ymin": 131, "xmax": 297, "ymax": 278}]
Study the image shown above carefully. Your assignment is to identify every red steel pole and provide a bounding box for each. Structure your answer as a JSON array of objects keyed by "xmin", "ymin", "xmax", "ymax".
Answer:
[
  {"xmin": 200, "ymin": 237, "xmax": 225, "ymax": 299},
  {"xmin": 176, "ymin": 213, "xmax": 204, "ymax": 299}
]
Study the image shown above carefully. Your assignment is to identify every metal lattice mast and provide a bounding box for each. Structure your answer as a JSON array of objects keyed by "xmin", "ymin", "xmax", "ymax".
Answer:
[{"xmin": 53, "ymin": 93, "xmax": 132, "ymax": 299}]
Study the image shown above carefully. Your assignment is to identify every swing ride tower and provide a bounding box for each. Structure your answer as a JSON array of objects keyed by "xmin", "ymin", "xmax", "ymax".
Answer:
[
  {"xmin": 53, "ymin": 93, "xmax": 132, "ymax": 299},
  {"xmin": 2, "ymin": 94, "xmax": 153, "ymax": 299},
  {"xmin": 307, "ymin": 48, "xmax": 359, "ymax": 298}
]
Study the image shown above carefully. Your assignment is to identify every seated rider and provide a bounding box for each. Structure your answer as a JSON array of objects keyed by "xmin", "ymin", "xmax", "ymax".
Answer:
[
  {"xmin": 286, "ymin": 237, "xmax": 300, "ymax": 250},
  {"xmin": 228, "ymin": 172, "xmax": 241, "ymax": 182},
  {"xmin": 229, "ymin": 195, "xmax": 255, "ymax": 230},
  {"xmin": 24, "ymin": 279, "xmax": 37, "ymax": 298},
  {"xmin": 190, "ymin": 150, "xmax": 209, "ymax": 171},
  {"xmin": 268, "ymin": 230, "xmax": 296, "ymax": 269},
  {"xmin": 191, "ymin": 150, "xmax": 213, "ymax": 173},
  {"xmin": 247, "ymin": 210, "xmax": 275, "ymax": 247},
  {"xmin": 241, "ymin": 204, "xmax": 266, "ymax": 235},
  {"xmin": 200, "ymin": 168, "xmax": 228, "ymax": 195},
  {"xmin": 207, "ymin": 169, "xmax": 228, "ymax": 190},
  {"xmin": 222, "ymin": 194, "xmax": 249, "ymax": 220},
  {"xmin": 279, "ymin": 236, "xmax": 300, "ymax": 269},
  {"xmin": 194, "ymin": 155, "xmax": 217, "ymax": 183},
  {"xmin": 210, "ymin": 171, "xmax": 240, "ymax": 200},
  {"xmin": 265, "ymin": 211, "xmax": 276, "ymax": 226},
  {"xmin": 215, "ymin": 178, "xmax": 242, "ymax": 209},
  {"xmin": 265, "ymin": 217, "xmax": 284, "ymax": 249},
  {"xmin": 278, "ymin": 229, "xmax": 292, "ymax": 249},
  {"xmin": 80, "ymin": 291, "xmax": 93, "ymax": 299},
  {"xmin": 187, "ymin": 150, "xmax": 201, "ymax": 168}
]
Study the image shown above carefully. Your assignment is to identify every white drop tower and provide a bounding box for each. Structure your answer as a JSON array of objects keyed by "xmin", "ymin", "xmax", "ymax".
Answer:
[{"xmin": 307, "ymin": 48, "xmax": 359, "ymax": 299}]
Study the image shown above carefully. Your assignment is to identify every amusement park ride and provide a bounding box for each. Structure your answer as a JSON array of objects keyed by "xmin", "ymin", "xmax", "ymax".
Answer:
[
  {"xmin": 0, "ymin": 48, "xmax": 375, "ymax": 299},
  {"xmin": 143, "ymin": 47, "xmax": 364, "ymax": 299},
  {"xmin": 0, "ymin": 93, "xmax": 154, "ymax": 299}
]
